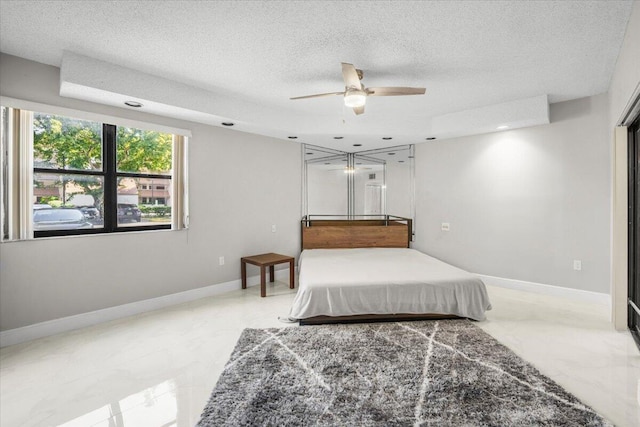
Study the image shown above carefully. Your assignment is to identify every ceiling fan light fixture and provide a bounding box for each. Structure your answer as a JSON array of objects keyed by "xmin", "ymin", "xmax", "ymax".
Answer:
[{"xmin": 344, "ymin": 89, "xmax": 366, "ymax": 108}]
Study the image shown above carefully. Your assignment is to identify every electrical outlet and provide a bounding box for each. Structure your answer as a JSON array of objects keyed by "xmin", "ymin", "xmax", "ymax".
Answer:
[
  {"xmin": 219, "ymin": 256, "xmax": 225, "ymax": 266},
  {"xmin": 441, "ymin": 222, "xmax": 450, "ymax": 231},
  {"xmin": 573, "ymin": 260, "xmax": 581, "ymax": 271},
  {"xmin": 271, "ymin": 224, "xmax": 277, "ymax": 233}
]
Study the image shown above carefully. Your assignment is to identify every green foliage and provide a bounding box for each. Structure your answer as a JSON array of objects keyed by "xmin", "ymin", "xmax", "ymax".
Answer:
[
  {"xmin": 33, "ymin": 114, "xmax": 173, "ymax": 205},
  {"xmin": 39, "ymin": 196, "xmax": 59, "ymax": 204},
  {"xmin": 33, "ymin": 114, "xmax": 102, "ymax": 170},
  {"xmin": 34, "ymin": 114, "xmax": 173, "ymax": 174},
  {"xmin": 139, "ymin": 205, "xmax": 150, "ymax": 214},
  {"xmin": 117, "ymin": 127, "xmax": 172, "ymax": 173},
  {"xmin": 140, "ymin": 205, "xmax": 171, "ymax": 217}
]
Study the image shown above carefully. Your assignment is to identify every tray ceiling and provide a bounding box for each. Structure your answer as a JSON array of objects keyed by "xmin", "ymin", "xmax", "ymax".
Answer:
[{"xmin": 0, "ymin": 1, "xmax": 633, "ymax": 150}]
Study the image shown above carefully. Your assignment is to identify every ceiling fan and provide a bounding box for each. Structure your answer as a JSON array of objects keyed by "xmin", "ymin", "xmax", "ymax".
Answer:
[{"xmin": 290, "ymin": 62, "xmax": 426, "ymax": 115}]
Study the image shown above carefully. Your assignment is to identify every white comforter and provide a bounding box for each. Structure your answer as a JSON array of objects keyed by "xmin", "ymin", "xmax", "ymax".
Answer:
[{"xmin": 289, "ymin": 248, "xmax": 492, "ymax": 321}]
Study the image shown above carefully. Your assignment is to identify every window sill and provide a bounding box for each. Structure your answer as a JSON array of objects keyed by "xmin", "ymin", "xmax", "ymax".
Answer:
[{"xmin": 1, "ymin": 227, "xmax": 188, "ymax": 244}]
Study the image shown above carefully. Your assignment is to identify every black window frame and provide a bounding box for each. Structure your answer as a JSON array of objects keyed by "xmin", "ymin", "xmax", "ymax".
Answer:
[{"xmin": 34, "ymin": 122, "xmax": 172, "ymax": 238}]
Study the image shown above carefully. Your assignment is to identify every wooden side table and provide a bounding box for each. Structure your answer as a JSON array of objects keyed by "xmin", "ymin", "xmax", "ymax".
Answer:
[{"xmin": 241, "ymin": 253, "xmax": 295, "ymax": 297}]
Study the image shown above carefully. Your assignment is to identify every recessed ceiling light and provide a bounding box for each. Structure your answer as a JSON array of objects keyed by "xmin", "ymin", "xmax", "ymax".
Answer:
[
  {"xmin": 426, "ymin": 137, "xmax": 436, "ymax": 140},
  {"xmin": 124, "ymin": 101, "xmax": 143, "ymax": 108},
  {"xmin": 306, "ymin": 152, "xmax": 313, "ymax": 155},
  {"xmin": 221, "ymin": 122, "xmax": 234, "ymax": 126},
  {"xmin": 288, "ymin": 136, "xmax": 298, "ymax": 139},
  {"xmin": 353, "ymin": 144, "xmax": 362, "ymax": 147},
  {"xmin": 408, "ymin": 156, "xmax": 414, "ymax": 159},
  {"xmin": 497, "ymin": 125, "xmax": 509, "ymax": 130},
  {"xmin": 399, "ymin": 160, "xmax": 405, "ymax": 163},
  {"xmin": 388, "ymin": 152, "xmax": 396, "ymax": 155},
  {"xmin": 382, "ymin": 137, "xmax": 392, "ymax": 140},
  {"xmin": 334, "ymin": 136, "xmax": 344, "ymax": 140}
]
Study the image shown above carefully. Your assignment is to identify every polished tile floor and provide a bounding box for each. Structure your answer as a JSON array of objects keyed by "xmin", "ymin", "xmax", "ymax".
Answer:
[{"xmin": 1, "ymin": 282, "xmax": 639, "ymax": 427}]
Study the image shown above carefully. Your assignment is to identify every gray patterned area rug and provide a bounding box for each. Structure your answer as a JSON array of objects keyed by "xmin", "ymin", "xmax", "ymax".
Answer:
[{"xmin": 197, "ymin": 320, "xmax": 612, "ymax": 426}]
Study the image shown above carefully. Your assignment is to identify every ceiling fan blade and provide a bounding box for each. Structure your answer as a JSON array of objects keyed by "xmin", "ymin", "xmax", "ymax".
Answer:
[
  {"xmin": 366, "ymin": 87, "xmax": 426, "ymax": 96},
  {"xmin": 353, "ymin": 105, "xmax": 365, "ymax": 115},
  {"xmin": 341, "ymin": 63, "xmax": 361, "ymax": 89},
  {"xmin": 290, "ymin": 92, "xmax": 344, "ymax": 100}
]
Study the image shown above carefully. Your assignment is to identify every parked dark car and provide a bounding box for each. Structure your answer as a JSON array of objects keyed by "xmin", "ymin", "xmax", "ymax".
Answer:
[
  {"xmin": 33, "ymin": 208, "xmax": 93, "ymax": 231},
  {"xmin": 117, "ymin": 204, "xmax": 142, "ymax": 222},
  {"xmin": 79, "ymin": 206, "xmax": 100, "ymax": 220}
]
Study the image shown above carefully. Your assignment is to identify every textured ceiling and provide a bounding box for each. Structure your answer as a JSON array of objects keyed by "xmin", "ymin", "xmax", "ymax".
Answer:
[{"xmin": 0, "ymin": 0, "xmax": 634, "ymax": 150}]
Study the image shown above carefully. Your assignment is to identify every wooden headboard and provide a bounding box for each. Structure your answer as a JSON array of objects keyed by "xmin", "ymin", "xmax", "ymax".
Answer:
[{"xmin": 301, "ymin": 216, "xmax": 412, "ymax": 250}]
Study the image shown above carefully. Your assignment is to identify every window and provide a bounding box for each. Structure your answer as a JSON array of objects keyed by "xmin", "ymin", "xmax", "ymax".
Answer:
[
  {"xmin": 33, "ymin": 113, "xmax": 107, "ymax": 235},
  {"xmin": 1, "ymin": 103, "xmax": 189, "ymax": 240}
]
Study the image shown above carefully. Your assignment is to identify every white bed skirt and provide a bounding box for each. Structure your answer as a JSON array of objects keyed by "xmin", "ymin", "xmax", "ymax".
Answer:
[{"xmin": 289, "ymin": 248, "xmax": 492, "ymax": 321}]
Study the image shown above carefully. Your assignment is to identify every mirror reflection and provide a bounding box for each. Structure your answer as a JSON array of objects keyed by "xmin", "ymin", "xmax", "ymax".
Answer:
[
  {"xmin": 304, "ymin": 146, "xmax": 348, "ymax": 215},
  {"xmin": 303, "ymin": 144, "xmax": 414, "ymax": 220}
]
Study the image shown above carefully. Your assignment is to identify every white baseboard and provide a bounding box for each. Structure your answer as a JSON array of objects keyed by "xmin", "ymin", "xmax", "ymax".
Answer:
[
  {"xmin": 477, "ymin": 273, "xmax": 611, "ymax": 306},
  {"xmin": 0, "ymin": 269, "xmax": 295, "ymax": 348},
  {"xmin": 2, "ymin": 271, "xmax": 609, "ymax": 348}
]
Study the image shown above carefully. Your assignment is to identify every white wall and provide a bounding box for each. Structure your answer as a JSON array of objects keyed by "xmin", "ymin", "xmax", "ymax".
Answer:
[
  {"xmin": 414, "ymin": 94, "xmax": 611, "ymax": 294},
  {"xmin": 0, "ymin": 54, "xmax": 302, "ymax": 331}
]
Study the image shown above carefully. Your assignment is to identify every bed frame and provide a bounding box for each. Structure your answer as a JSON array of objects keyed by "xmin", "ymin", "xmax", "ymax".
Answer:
[
  {"xmin": 301, "ymin": 215, "xmax": 413, "ymax": 250},
  {"xmin": 299, "ymin": 313, "xmax": 459, "ymax": 326},
  {"xmin": 298, "ymin": 215, "xmax": 460, "ymax": 325}
]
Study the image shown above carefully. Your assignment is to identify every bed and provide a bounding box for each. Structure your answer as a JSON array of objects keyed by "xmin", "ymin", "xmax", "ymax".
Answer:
[{"xmin": 290, "ymin": 216, "xmax": 492, "ymax": 325}]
